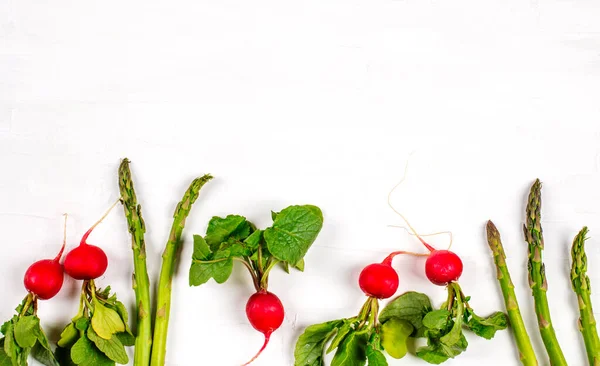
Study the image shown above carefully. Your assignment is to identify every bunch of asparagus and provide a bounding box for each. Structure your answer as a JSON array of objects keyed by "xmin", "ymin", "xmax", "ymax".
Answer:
[{"xmin": 486, "ymin": 179, "xmax": 600, "ymax": 366}]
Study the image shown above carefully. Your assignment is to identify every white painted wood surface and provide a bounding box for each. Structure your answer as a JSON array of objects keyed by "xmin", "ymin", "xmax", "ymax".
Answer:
[{"xmin": 1, "ymin": 0, "xmax": 600, "ymax": 364}]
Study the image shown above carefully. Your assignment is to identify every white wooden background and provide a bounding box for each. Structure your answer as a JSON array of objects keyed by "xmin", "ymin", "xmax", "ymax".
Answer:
[{"xmin": 1, "ymin": 0, "xmax": 600, "ymax": 365}]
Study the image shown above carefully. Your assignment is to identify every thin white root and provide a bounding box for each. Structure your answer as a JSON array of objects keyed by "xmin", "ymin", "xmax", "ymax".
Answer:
[
  {"xmin": 386, "ymin": 225, "xmax": 453, "ymax": 248},
  {"xmin": 387, "ymin": 158, "xmax": 453, "ymax": 251}
]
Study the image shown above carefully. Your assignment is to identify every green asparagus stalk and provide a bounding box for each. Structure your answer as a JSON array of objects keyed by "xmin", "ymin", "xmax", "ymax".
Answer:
[
  {"xmin": 486, "ymin": 220, "xmax": 538, "ymax": 366},
  {"xmin": 118, "ymin": 158, "xmax": 153, "ymax": 366},
  {"xmin": 150, "ymin": 174, "xmax": 213, "ymax": 366},
  {"xmin": 570, "ymin": 226, "xmax": 600, "ymax": 366},
  {"xmin": 523, "ymin": 179, "xmax": 567, "ymax": 365}
]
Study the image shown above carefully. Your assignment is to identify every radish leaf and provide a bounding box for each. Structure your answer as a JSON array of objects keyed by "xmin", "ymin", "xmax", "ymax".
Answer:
[
  {"xmin": 265, "ymin": 205, "xmax": 324, "ymax": 265},
  {"xmin": 91, "ymin": 299, "xmax": 125, "ymax": 340},
  {"xmin": 87, "ymin": 327, "xmax": 128, "ymax": 364},
  {"xmin": 294, "ymin": 319, "xmax": 343, "ymax": 366},
  {"xmin": 380, "ymin": 291, "xmax": 433, "ymax": 337},
  {"xmin": 14, "ymin": 316, "xmax": 39, "ymax": 348}
]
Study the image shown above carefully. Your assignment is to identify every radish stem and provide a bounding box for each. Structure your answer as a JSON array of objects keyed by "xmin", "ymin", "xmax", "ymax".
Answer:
[{"xmin": 80, "ymin": 198, "xmax": 122, "ymax": 245}]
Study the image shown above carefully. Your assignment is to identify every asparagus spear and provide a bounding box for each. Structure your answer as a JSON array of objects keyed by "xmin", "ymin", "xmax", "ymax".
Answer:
[
  {"xmin": 118, "ymin": 158, "xmax": 153, "ymax": 366},
  {"xmin": 570, "ymin": 226, "xmax": 600, "ymax": 365},
  {"xmin": 523, "ymin": 179, "xmax": 567, "ymax": 365},
  {"xmin": 150, "ymin": 173, "xmax": 213, "ymax": 366},
  {"xmin": 486, "ymin": 220, "xmax": 538, "ymax": 366}
]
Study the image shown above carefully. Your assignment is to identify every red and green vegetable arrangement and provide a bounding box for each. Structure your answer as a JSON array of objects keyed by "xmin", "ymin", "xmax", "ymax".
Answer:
[{"xmin": 1, "ymin": 159, "xmax": 599, "ymax": 366}]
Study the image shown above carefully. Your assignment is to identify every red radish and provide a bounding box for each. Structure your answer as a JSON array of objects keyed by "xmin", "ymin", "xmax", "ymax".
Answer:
[
  {"xmin": 358, "ymin": 263, "xmax": 399, "ymax": 299},
  {"xmin": 64, "ymin": 200, "xmax": 119, "ymax": 280},
  {"xmin": 425, "ymin": 250, "xmax": 463, "ymax": 286},
  {"xmin": 24, "ymin": 215, "xmax": 68, "ymax": 300},
  {"xmin": 242, "ymin": 290, "xmax": 285, "ymax": 366}
]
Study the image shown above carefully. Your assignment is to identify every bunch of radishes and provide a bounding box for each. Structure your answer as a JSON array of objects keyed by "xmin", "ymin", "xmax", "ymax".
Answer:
[
  {"xmin": 0, "ymin": 200, "xmax": 132, "ymax": 366},
  {"xmin": 294, "ymin": 181, "xmax": 507, "ymax": 365},
  {"xmin": 189, "ymin": 205, "xmax": 324, "ymax": 365}
]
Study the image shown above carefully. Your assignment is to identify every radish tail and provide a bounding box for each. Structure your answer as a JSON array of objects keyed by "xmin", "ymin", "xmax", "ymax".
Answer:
[
  {"xmin": 241, "ymin": 332, "xmax": 271, "ymax": 366},
  {"xmin": 387, "ymin": 160, "xmax": 436, "ymax": 252},
  {"xmin": 80, "ymin": 198, "xmax": 121, "ymax": 245},
  {"xmin": 54, "ymin": 213, "xmax": 68, "ymax": 262}
]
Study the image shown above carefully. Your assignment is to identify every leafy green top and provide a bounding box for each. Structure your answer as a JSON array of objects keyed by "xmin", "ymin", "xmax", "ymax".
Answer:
[{"xmin": 189, "ymin": 205, "xmax": 323, "ymax": 291}]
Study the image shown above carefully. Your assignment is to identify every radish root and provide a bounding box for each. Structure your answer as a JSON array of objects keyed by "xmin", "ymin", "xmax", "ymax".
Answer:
[
  {"xmin": 387, "ymin": 159, "xmax": 453, "ymax": 252},
  {"xmin": 80, "ymin": 198, "xmax": 122, "ymax": 245}
]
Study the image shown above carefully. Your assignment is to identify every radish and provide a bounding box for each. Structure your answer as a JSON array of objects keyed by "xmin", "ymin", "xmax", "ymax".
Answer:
[
  {"xmin": 64, "ymin": 200, "xmax": 119, "ymax": 280},
  {"xmin": 23, "ymin": 214, "xmax": 68, "ymax": 300},
  {"xmin": 242, "ymin": 290, "xmax": 285, "ymax": 366},
  {"xmin": 358, "ymin": 263, "xmax": 399, "ymax": 299},
  {"xmin": 383, "ymin": 232, "xmax": 463, "ymax": 287},
  {"xmin": 189, "ymin": 205, "xmax": 324, "ymax": 365}
]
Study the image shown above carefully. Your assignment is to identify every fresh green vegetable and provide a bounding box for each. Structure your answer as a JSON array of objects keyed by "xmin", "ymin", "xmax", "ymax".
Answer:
[
  {"xmin": 486, "ymin": 220, "xmax": 538, "ymax": 366},
  {"xmin": 56, "ymin": 282, "xmax": 133, "ymax": 366},
  {"xmin": 380, "ymin": 317, "xmax": 412, "ymax": 359},
  {"xmin": 294, "ymin": 298, "xmax": 382, "ymax": 366},
  {"xmin": 150, "ymin": 174, "xmax": 213, "ymax": 366},
  {"xmin": 191, "ymin": 205, "xmax": 324, "ymax": 364},
  {"xmin": 0, "ymin": 295, "xmax": 59, "ymax": 366},
  {"xmin": 570, "ymin": 226, "xmax": 600, "ymax": 365},
  {"xmin": 118, "ymin": 159, "xmax": 152, "ymax": 366},
  {"xmin": 524, "ymin": 179, "xmax": 567, "ymax": 365},
  {"xmin": 380, "ymin": 286, "xmax": 507, "ymax": 365}
]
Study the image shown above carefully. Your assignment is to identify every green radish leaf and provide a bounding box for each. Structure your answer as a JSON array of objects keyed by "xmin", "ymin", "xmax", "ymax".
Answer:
[
  {"xmin": 294, "ymin": 258, "xmax": 305, "ymax": 272},
  {"xmin": 189, "ymin": 249, "xmax": 233, "ymax": 286},
  {"xmin": 331, "ymin": 329, "xmax": 369, "ymax": 366},
  {"xmin": 58, "ymin": 323, "xmax": 80, "ymax": 348},
  {"xmin": 439, "ymin": 318, "xmax": 463, "ymax": 347},
  {"xmin": 380, "ymin": 318, "xmax": 412, "ymax": 359},
  {"xmin": 271, "ymin": 211, "xmax": 279, "ymax": 221},
  {"xmin": 96, "ymin": 287, "xmax": 112, "ymax": 301},
  {"xmin": 366, "ymin": 345, "xmax": 388, "ymax": 366},
  {"xmin": 31, "ymin": 341, "xmax": 59, "ymax": 366},
  {"xmin": 204, "ymin": 215, "xmax": 250, "ymax": 250},
  {"xmin": 265, "ymin": 205, "xmax": 324, "ymax": 265},
  {"xmin": 55, "ymin": 346, "xmax": 77, "ymax": 366},
  {"xmin": 422, "ymin": 310, "xmax": 452, "ymax": 330},
  {"xmin": 416, "ymin": 344, "xmax": 450, "ymax": 364},
  {"xmin": 87, "ymin": 327, "xmax": 128, "ymax": 364},
  {"xmin": 326, "ymin": 321, "xmax": 353, "ymax": 354},
  {"xmin": 18, "ymin": 346, "xmax": 30, "ymax": 366},
  {"xmin": 294, "ymin": 319, "xmax": 343, "ymax": 366},
  {"xmin": 14, "ymin": 316, "xmax": 39, "ymax": 348},
  {"xmin": 115, "ymin": 333, "xmax": 135, "ymax": 347},
  {"xmin": 192, "ymin": 235, "xmax": 212, "ymax": 260},
  {"xmin": 281, "ymin": 261, "xmax": 290, "ymax": 274},
  {"xmin": 71, "ymin": 336, "xmax": 115, "ymax": 366},
  {"xmin": 466, "ymin": 311, "xmax": 508, "ymax": 340},
  {"xmin": 0, "ymin": 321, "xmax": 10, "ymax": 336},
  {"xmin": 3, "ymin": 322, "xmax": 17, "ymax": 362},
  {"xmin": 75, "ymin": 318, "xmax": 90, "ymax": 332},
  {"xmin": 219, "ymin": 238, "xmax": 257, "ymax": 257},
  {"xmin": 112, "ymin": 301, "xmax": 131, "ymax": 334},
  {"xmin": 33, "ymin": 321, "xmax": 53, "ymax": 352},
  {"xmin": 91, "ymin": 299, "xmax": 125, "ymax": 340},
  {"xmin": 243, "ymin": 229, "xmax": 263, "ymax": 251},
  {"xmin": 380, "ymin": 292, "xmax": 433, "ymax": 338},
  {"xmin": 0, "ymin": 338, "xmax": 13, "ymax": 366}
]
